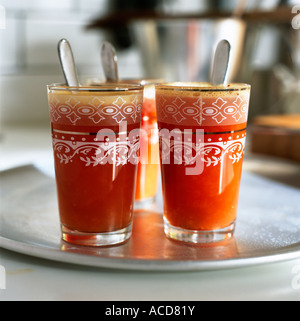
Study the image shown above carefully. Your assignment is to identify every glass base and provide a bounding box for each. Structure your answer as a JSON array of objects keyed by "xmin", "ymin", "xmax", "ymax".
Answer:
[
  {"xmin": 134, "ymin": 196, "xmax": 156, "ymax": 210},
  {"xmin": 61, "ymin": 223, "xmax": 132, "ymax": 247},
  {"xmin": 164, "ymin": 219, "xmax": 235, "ymax": 244}
]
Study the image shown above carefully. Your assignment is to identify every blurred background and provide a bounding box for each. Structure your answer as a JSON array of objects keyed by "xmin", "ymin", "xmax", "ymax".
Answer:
[{"xmin": 0, "ymin": 0, "xmax": 300, "ymax": 169}]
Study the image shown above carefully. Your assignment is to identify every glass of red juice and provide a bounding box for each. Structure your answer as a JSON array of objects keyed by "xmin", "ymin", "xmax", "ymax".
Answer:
[
  {"xmin": 47, "ymin": 84, "xmax": 144, "ymax": 246},
  {"xmin": 133, "ymin": 80, "xmax": 161, "ymax": 208},
  {"xmin": 155, "ymin": 82, "xmax": 251, "ymax": 243}
]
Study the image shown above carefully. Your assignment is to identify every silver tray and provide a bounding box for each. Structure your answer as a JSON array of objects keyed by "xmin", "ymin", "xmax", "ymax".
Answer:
[{"xmin": 1, "ymin": 164, "xmax": 300, "ymax": 271}]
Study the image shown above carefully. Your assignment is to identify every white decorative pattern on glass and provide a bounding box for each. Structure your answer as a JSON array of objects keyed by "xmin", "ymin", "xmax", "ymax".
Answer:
[
  {"xmin": 157, "ymin": 95, "xmax": 249, "ymax": 126},
  {"xmin": 49, "ymin": 95, "xmax": 142, "ymax": 126}
]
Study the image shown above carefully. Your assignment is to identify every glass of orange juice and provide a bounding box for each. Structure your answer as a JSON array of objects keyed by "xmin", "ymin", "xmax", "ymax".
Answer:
[
  {"xmin": 87, "ymin": 78, "xmax": 162, "ymax": 209},
  {"xmin": 133, "ymin": 79, "xmax": 161, "ymax": 209},
  {"xmin": 155, "ymin": 82, "xmax": 251, "ymax": 243},
  {"xmin": 47, "ymin": 83, "xmax": 144, "ymax": 246}
]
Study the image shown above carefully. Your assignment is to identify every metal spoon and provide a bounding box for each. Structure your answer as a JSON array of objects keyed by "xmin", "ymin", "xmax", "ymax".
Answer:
[
  {"xmin": 57, "ymin": 38, "xmax": 79, "ymax": 87},
  {"xmin": 101, "ymin": 41, "xmax": 119, "ymax": 82},
  {"xmin": 211, "ymin": 39, "xmax": 231, "ymax": 87}
]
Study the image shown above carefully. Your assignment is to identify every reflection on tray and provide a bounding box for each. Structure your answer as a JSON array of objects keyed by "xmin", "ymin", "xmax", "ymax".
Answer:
[
  {"xmin": 1, "ymin": 164, "xmax": 300, "ymax": 271},
  {"xmin": 61, "ymin": 210, "xmax": 238, "ymax": 262}
]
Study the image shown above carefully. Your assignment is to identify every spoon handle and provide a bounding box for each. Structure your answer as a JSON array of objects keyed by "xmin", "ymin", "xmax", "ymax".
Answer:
[
  {"xmin": 211, "ymin": 40, "xmax": 231, "ymax": 86},
  {"xmin": 101, "ymin": 41, "xmax": 119, "ymax": 82},
  {"xmin": 58, "ymin": 39, "xmax": 79, "ymax": 87}
]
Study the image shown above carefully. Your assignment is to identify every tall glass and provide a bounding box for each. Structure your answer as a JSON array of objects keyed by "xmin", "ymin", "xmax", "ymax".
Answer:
[
  {"xmin": 87, "ymin": 78, "xmax": 162, "ymax": 209},
  {"xmin": 155, "ymin": 82, "xmax": 251, "ymax": 243},
  {"xmin": 47, "ymin": 84, "xmax": 144, "ymax": 246},
  {"xmin": 133, "ymin": 80, "xmax": 160, "ymax": 208}
]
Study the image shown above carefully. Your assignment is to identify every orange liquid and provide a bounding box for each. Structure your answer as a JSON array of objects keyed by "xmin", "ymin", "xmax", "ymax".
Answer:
[
  {"xmin": 135, "ymin": 98, "xmax": 159, "ymax": 201},
  {"xmin": 52, "ymin": 123, "xmax": 139, "ymax": 233},
  {"xmin": 156, "ymin": 86, "xmax": 250, "ymax": 231},
  {"xmin": 159, "ymin": 122, "xmax": 246, "ymax": 230},
  {"xmin": 48, "ymin": 89, "xmax": 143, "ymax": 234}
]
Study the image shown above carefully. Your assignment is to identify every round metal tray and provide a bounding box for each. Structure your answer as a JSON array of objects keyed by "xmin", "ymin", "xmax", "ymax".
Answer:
[{"xmin": 1, "ymin": 164, "xmax": 300, "ymax": 271}]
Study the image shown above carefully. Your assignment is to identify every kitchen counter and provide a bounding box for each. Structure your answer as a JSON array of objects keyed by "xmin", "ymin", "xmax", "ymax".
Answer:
[{"xmin": 1, "ymin": 124, "xmax": 300, "ymax": 301}]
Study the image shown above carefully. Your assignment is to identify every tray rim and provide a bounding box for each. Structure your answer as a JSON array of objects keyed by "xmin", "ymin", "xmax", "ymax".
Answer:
[
  {"xmin": 1, "ymin": 234, "xmax": 300, "ymax": 272},
  {"xmin": 1, "ymin": 164, "xmax": 300, "ymax": 272}
]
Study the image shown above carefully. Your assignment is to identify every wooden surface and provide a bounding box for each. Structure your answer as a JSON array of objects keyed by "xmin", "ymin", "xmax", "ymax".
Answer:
[
  {"xmin": 249, "ymin": 114, "xmax": 300, "ymax": 163},
  {"xmin": 86, "ymin": 6, "xmax": 294, "ymax": 30}
]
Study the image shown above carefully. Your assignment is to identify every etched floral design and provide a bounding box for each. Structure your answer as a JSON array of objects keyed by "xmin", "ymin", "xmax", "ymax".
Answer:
[
  {"xmin": 157, "ymin": 95, "xmax": 249, "ymax": 126},
  {"xmin": 160, "ymin": 136, "xmax": 246, "ymax": 168},
  {"xmin": 49, "ymin": 94, "xmax": 142, "ymax": 126},
  {"xmin": 53, "ymin": 137, "xmax": 140, "ymax": 166}
]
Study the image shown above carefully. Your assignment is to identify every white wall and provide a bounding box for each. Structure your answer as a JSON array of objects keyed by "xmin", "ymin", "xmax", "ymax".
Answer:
[{"xmin": 0, "ymin": 0, "xmax": 143, "ymax": 125}]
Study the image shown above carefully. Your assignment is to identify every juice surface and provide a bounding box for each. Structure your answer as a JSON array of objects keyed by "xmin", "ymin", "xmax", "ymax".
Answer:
[
  {"xmin": 156, "ymin": 84, "xmax": 250, "ymax": 231},
  {"xmin": 48, "ymin": 88, "xmax": 143, "ymax": 233}
]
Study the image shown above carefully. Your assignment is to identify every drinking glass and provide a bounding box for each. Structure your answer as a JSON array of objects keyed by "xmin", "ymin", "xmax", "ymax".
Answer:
[
  {"xmin": 132, "ymin": 79, "xmax": 161, "ymax": 208},
  {"xmin": 155, "ymin": 82, "xmax": 251, "ymax": 243},
  {"xmin": 47, "ymin": 84, "xmax": 144, "ymax": 246},
  {"xmin": 87, "ymin": 78, "xmax": 162, "ymax": 209}
]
